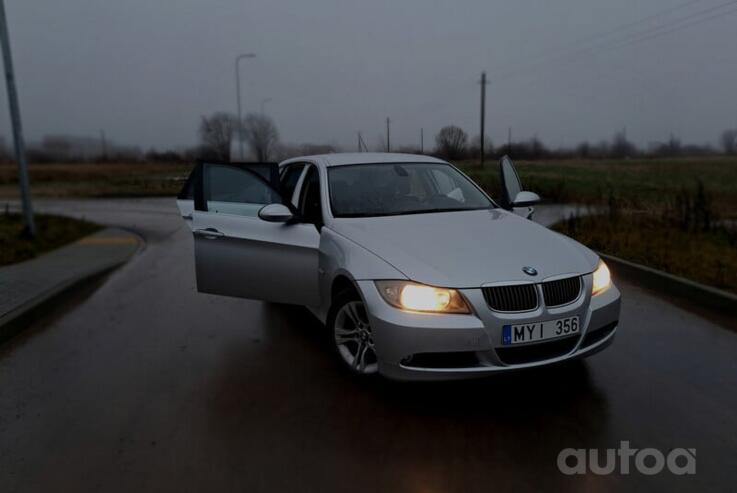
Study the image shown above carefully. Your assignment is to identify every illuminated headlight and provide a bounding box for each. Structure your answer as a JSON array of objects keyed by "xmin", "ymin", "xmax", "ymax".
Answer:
[
  {"xmin": 592, "ymin": 260, "xmax": 611, "ymax": 296},
  {"xmin": 375, "ymin": 281, "xmax": 471, "ymax": 314}
]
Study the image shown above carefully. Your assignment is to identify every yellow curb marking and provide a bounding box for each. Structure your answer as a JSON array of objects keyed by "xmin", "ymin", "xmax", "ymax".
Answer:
[{"xmin": 78, "ymin": 236, "xmax": 138, "ymax": 246}]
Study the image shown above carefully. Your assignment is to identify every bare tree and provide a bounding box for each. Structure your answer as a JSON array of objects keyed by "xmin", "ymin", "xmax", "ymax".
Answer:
[
  {"xmin": 199, "ymin": 112, "xmax": 237, "ymax": 161},
  {"xmin": 243, "ymin": 113, "xmax": 279, "ymax": 161},
  {"xmin": 721, "ymin": 129, "xmax": 737, "ymax": 155},
  {"xmin": 469, "ymin": 134, "xmax": 493, "ymax": 159},
  {"xmin": 610, "ymin": 130, "xmax": 637, "ymax": 159},
  {"xmin": 435, "ymin": 125, "xmax": 468, "ymax": 159}
]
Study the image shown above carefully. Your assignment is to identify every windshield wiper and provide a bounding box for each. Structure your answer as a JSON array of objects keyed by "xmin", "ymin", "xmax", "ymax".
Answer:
[
  {"xmin": 413, "ymin": 207, "xmax": 485, "ymax": 214},
  {"xmin": 335, "ymin": 207, "xmax": 492, "ymax": 218}
]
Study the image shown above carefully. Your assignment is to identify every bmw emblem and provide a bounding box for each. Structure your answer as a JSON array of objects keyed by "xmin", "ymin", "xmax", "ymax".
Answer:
[{"xmin": 522, "ymin": 266, "xmax": 538, "ymax": 276}]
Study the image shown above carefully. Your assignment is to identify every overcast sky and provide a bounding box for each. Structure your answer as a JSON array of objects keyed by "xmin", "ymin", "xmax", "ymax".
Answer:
[{"xmin": 0, "ymin": 0, "xmax": 735, "ymax": 151}]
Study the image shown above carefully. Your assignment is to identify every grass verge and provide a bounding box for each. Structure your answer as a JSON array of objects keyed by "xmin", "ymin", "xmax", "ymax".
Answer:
[
  {"xmin": 552, "ymin": 212, "xmax": 737, "ymax": 295},
  {"xmin": 0, "ymin": 213, "xmax": 101, "ymax": 267},
  {"xmin": 456, "ymin": 156, "xmax": 737, "ymax": 219}
]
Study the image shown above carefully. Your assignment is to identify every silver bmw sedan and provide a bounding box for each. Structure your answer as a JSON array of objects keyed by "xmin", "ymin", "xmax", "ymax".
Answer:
[{"xmin": 177, "ymin": 153, "xmax": 621, "ymax": 380}]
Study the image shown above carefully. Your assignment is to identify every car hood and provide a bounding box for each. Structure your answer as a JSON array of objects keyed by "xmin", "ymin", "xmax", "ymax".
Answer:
[{"xmin": 330, "ymin": 209, "xmax": 598, "ymax": 288}]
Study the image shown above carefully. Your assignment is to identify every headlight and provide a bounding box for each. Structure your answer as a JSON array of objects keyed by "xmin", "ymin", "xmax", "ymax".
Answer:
[
  {"xmin": 592, "ymin": 260, "xmax": 611, "ymax": 296},
  {"xmin": 375, "ymin": 281, "xmax": 471, "ymax": 314}
]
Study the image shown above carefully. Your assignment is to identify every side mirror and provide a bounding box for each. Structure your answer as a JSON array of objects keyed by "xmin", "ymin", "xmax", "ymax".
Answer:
[
  {"xmin": 512, "ymin": 191, "xmax": 541, "ymax": 207},
  {"xmin": 258, "ymin": 204, "xmax": 294, "ymax": 223}
]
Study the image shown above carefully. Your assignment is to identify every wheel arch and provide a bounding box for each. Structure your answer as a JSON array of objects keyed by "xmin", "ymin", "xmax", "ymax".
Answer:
[{"xmin": 331, "ymin": 274, "xmax": 360, "ymax": 300}]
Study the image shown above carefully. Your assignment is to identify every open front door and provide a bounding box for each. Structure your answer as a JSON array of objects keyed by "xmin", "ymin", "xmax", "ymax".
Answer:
[
  {"xmin": 177, "ymin": 161, "xmax": 279, "ymax": 229},
  {"xmin": 499, "ymin": 156, "xmax": 538, "ymax": 219},
  {"xmin": 191, "ymin": 161, "xmax": 320, "ymax": 306}
]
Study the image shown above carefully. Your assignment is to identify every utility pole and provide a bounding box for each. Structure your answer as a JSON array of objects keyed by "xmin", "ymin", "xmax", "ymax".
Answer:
[
  {"xmin": 235, "ymin": 53, "xmax": 256, "ymax": 160},
  {"xmin": 100, "ymin": 129, "xmax": 108, "ymax": 160},
  {"xmin": 386, "ymin": 117, "xmax": 391, "ymax": 152},
  {"xmin": 0, "ymin": 0, "xmax": 34, "ymax": 236},
  {"xmin": 420, "ymin": 128, "xmax": 424, "ymax": 154},
  {"xmin": 479, "ymin": 71, "xmax": 488, "ymax": 167},
  {"xmin": 260, "ymin": 97, "xmax": 272, "ymax": 115}
]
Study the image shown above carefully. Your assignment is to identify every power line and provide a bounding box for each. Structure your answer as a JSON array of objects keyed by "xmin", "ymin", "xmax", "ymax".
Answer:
[
  {"xmin": 479, "ymin": 71, "xmax": 488, "ymax": 166},
  {"xmin": 567, "ymin": 0, "xmax": 707, "ymax": 45},
  {"xmin": 402, "ymin": 1, "xmax": 736, "ymax": 149},
  {"xmin": 490, "ymin": 0, "xmax": 706, "ymax": 78},
  {"xmin": 611, "ymin": 3, "xmax": 737, "ymax": 49},
  {"xmin": 493, "ymin": 0, "xmax": 737, "ymax": 83}
]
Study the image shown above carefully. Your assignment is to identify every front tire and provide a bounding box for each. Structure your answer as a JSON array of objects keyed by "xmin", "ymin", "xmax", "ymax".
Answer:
[{"xmin": 328, "ymin": 291, "xmax": 379, "ymax": 375}]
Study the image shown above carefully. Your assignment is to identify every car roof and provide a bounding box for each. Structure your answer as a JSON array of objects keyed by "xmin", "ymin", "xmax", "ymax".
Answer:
[{"xmin": 280, "ymin": 152, "xmax": 448, "ymax": 168}]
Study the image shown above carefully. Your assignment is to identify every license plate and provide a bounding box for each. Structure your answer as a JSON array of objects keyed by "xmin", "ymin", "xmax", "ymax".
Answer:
[{"xmin": 502, "ymin": 316, "xmax": 580, "ymax": 345}]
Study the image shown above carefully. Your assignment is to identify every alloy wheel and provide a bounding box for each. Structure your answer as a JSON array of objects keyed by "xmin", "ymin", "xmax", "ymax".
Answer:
[{"xmin": 334, "ymin": 301, "xmax": 378, "ymax": 374}]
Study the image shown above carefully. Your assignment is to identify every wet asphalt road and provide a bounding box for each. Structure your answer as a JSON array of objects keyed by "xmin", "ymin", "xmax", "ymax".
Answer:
[{"xmin": 1, "ymin": 198, "xmax": 736, "ymax": 492}]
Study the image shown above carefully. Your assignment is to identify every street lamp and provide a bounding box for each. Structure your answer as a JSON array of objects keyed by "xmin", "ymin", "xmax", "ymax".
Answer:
[
  {"xmin": 260, "ymin": 97, "xmax": 272, "ymax": 116},
  {"xmin": 235, "ymin": 53, "xmax": 256, "ymax": 160},
  {"xmin": 0, "ymin": 0, "xmax": 34, "ymax": 236}
]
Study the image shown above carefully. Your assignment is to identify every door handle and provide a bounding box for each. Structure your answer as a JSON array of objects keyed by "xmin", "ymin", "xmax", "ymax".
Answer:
[{"xmin": 194, "ymin": 228, "xmax": 225, "ymax": 239}]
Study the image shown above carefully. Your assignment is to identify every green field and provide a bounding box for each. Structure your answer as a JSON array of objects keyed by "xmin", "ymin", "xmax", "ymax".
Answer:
[
  {"xmin": 456, "ymin": 156, "xmax": 737, "ymax": 219},
  {"xmin": 552, "ymin": 212, "xmax": 737, "ymax": 295}
]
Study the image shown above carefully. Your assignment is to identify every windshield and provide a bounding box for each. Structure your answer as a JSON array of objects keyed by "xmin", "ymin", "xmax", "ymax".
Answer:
[{"xmin": 328, "ymin": 163, "xmax": 494, "ymax": 218}]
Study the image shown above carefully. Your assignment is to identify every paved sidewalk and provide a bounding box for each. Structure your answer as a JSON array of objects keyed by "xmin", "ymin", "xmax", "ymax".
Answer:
[{"xmin": 0, "ymin": 227, "xmax": 142, "ymax": 340}]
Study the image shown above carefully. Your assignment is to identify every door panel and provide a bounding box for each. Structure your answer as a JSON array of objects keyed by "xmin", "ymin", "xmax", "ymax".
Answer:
[
  {"xmin": 193, "ymin": 212, "xmax": 320, "ymax": 305},
  {"xmin": 192, "ymin": 162, "xmax": 320, "ymax": 306}
]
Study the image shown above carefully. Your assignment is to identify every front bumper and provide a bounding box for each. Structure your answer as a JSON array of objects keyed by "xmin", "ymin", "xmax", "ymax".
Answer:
[{"xmin": 357, "ymin": 275, "xmax": 621, "ymax": 381}]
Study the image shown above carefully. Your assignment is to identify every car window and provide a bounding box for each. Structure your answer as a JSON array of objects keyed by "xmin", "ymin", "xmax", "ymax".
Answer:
[
  {"xmin": 204, "ymin": 163, "xmax": 281, "ymax": 217},
  {"xmin": 299, "ymin": 166, "xmax": 323, "ymax": 227},
  {"xmin": 430, "ymin": 169, "xmax": 453, "ymax": 194},
  {"xmin": 328, "ymin": 163, "xmax": 493, "ymax": 218},
  {"xmin": 280, "ymin": 163, "xmax": 305, "ymax": 203}
]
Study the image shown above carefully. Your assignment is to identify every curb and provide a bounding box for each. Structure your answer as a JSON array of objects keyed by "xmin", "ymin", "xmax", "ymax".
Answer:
[
  {"xmin": 600, "ymin": 252, "xmax": 737, "ymax": 318},
  {"xmin": 0, "ymin": 228, "xmax": 143, "ymax": 344}
]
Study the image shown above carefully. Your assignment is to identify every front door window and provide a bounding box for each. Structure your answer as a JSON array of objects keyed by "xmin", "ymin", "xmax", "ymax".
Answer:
[{"xmin": 203, "ymin": 163, "xmax": 281, "ymax": 217}]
